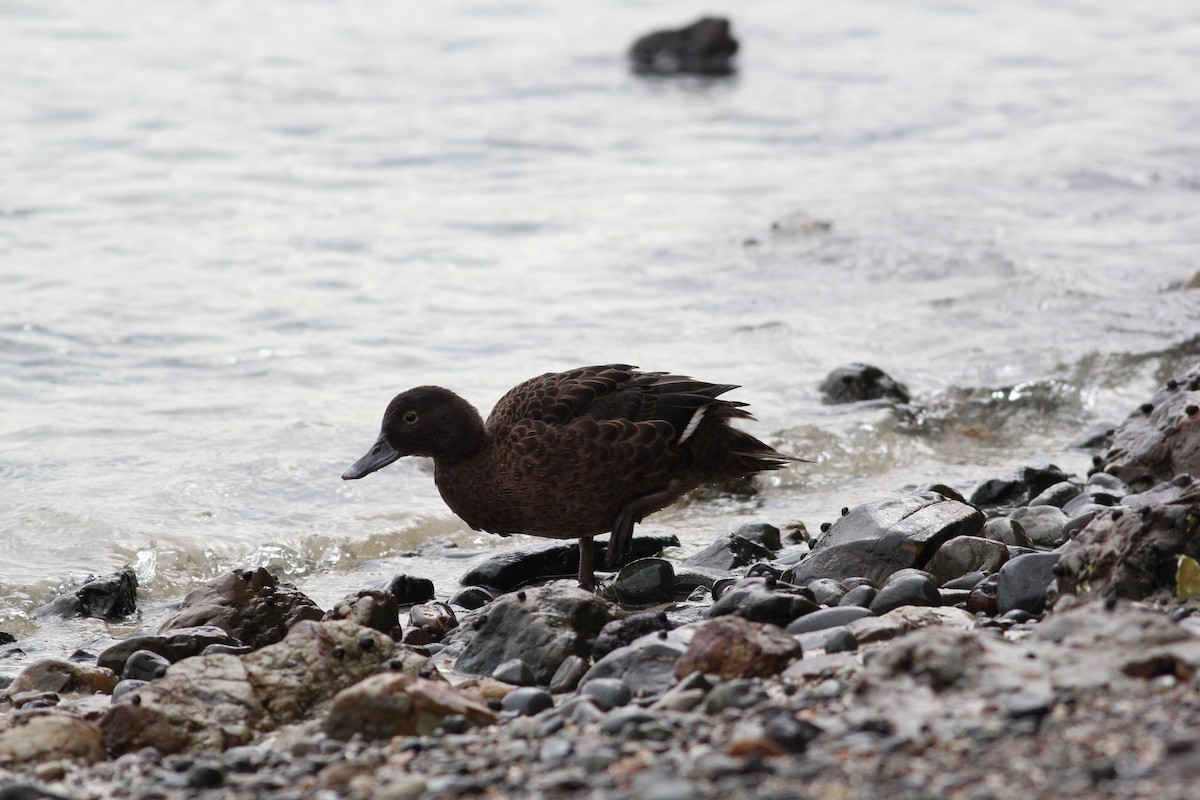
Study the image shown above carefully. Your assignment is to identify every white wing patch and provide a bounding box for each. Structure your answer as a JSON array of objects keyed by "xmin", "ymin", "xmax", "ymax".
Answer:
[{"xmin": 678, "ymin": 406, "xmax": 707, "ymax": 443}]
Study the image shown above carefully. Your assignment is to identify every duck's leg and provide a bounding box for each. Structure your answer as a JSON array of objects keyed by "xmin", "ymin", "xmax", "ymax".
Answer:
[
  {"xmin": 578, "ymin": 536, "xmax": 596, "ymax": 592},
  {"xmin": 606, "ymin": 479, "xmax": 686, "ymax": 568}
]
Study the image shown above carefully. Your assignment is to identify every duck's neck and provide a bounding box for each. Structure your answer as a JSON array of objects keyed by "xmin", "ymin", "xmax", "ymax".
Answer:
[{"xmin": 432, "ymin": 404, "xmax": 487, "ymax": 467}]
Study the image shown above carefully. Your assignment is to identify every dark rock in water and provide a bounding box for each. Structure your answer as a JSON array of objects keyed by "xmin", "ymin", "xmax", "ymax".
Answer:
[
  {"xmin": 384, "ymin": 574, "xmax": 436, "ymax": 605},
  {"xmin": 683, "ymin": 533, "xmax": 775, "ymax": 572},
  {"xmin": 1094, "ymin": 367, "xmax": 1200, "ymax": 490},
  {"xmin": 581, "ymin": 677, "xmax": 632, "ymax": 711},
  {"xmin": 1057, "ymin": 477, "xmax": 1200, "ymax": 600},
  {"xmin": 157, "ymin": 568, "xmax": 324, "ymax": 651},
  {"xmin": 454, "ymin": 584, "xmax": 620, "ymax": 685},
  {"xmin": 548, "ymin": 654, "xmax": 588, "ymax": 694},
  {"xmin": 1021, "ymin": 465, "xmax": 1072, "ymax": 499},
  {"xmin": 708, "ymin": 577, "xmax": 818, "ymax": 627},
  {"xmin": 629, "ymin": 17, "xmax": 738, "ymax": 76},
  {"xmin": 460, "ymin": 534, "xmax": 679, "ymax": 593},
  {"xmin": 785, "ymin": 492, "xmax": 983, "ymax": 585},
  {"xmin": 492, "ymin": 658, "xmax": 535, "ymax": 686},
  {"xmin": 97, "ymin": 625, "xmax": 241, "ymax": 675},
  {"xmin": 1009, "ymin": 505, "xmax": 1068, "ymax": 548},
  {"xmin": 323, "ymin": 589, "xmax": 400, "ymax": 637},
  {"xmin": 996, "ymin": 553, "xmax": 1061, "ymax": 615},
  {"xmin": 838, "ymin": 585, "xmax": 878, "ymax": 608},
  {"xmin": 926, "ymin": 536, "xmax": 1009, "ymax": 585},
  {"xmin": 786, "ymin": 606, "xmax": 872, "ymax": 634},
  {"xmin": 613, "ymin": 558, "xmax": 674, "ymax": 607},
  {"xmin": 676, "ymin": 616, "xmax": 802, "ymax": 681},
  {"xmin": 0, "ymin": 631, "xmax": 14, "ymax": 646},
  {"xmin": 982, "ymin": 517, "xmax": 1034, "ymax": 548},
  {"xmin": 870, "ymin": 573, "xmax": 941, "ymax": 615},
  {"xmin": 34, "ymin": 567, "xmax": 139, "ymax": 621},
  {"xmin": 582, "ymin": 628, "xmax": 694, "ymax": 699},
  {"xmin": 820, "ymin": 363, "xmax": 910, "ymax": 405},
  {"xmin": 967, "ymin": 572, "xmax": 1000, "ymax": 616},
  {"xmin": 448, "ymin": 586, "xmax": 493, "ymax": 610},
  {"xmin": 734, "ymin": 522, "xmax": 783, "ymax": 551},
  {"xmin": 970, "ymin": 478, "xmax": 1027, "ymax": 510},
  {"xmin": 122, "ymin": 649, "xmax": 172, "ymax": 682},
  {"xmin": 502, "ymin": 686, "xmax": 553, "ymax": 716},
  {"xmin": 593, "ymin": 611, "xmax": 672, "ymax": 661}
]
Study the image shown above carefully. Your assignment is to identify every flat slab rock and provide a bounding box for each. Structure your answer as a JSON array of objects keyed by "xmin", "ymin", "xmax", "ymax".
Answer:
[{"xmin": 785, "ymin": 492, "xmax": 984, "ymax": 585}]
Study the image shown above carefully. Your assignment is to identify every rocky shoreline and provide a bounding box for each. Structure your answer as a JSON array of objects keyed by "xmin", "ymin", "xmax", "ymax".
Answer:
[{"xmin": 2, "ymin": 363, "xmax": 1199, "ymax": 800}]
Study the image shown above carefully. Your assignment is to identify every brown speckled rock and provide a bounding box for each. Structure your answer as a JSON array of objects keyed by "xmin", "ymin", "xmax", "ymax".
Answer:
[
  {"xmin": 674, "ymin": 616, "xmax": 801, "ymax": 681},
  {"xmin": 322, "ymin": 673, "xmax": 497, "ymax": 740},
  {"xmin": 0, "ymin": 712, "xmax": 105, "ymax": 765},
  {"xmin": 3, "ymin": 658, "xmax": 117, "ymax": 700}
]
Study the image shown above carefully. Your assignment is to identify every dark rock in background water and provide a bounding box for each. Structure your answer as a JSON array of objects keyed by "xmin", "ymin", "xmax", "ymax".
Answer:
[
  {"xmin": 1094, "ymin": 366, "xmax": 1200, "ymax": 490},
  {"xmin": 785, "ymin": 492, "xmax": 983, "ymax": 585},
  {"xmin": 33, "ymin": 567, "xmax": 138, "ymax": 621},
  {"xmin": 157, "ymin": 568, "xmax": 324, "ymax": 651},
  {"xmin": 820, "ymin": 363, "xmax": 911, "ymax": 405},
  {"xmin": 460, "ymin": 534, "xmax": 679, "ymax": 593},
  {"xmin": 383, "ymin": 574, "xmax": 436, "ymax": 605},
  {"xmin": 454, "ymin": 584, "xmax": 619, "ymax": 685},
  {"xmin": 1057, "ymin": 476, "xmax": 1200, "ymax": 600},
  {"xmin": 629, "ymin": 16, "xmax": 738, "ymax": 76}
]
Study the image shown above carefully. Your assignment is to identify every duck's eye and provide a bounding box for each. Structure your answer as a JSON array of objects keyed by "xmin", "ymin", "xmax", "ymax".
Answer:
[{"xmin": 403, "ymin": 411, "xmax": 418, "ymax": 424}]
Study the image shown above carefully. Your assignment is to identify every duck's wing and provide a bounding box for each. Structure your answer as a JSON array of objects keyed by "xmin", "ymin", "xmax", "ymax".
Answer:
[
  {"xmin": 486, "ymin": 364, "xmax": 638, "ymax": 432},
  {"xmin": 488, "ymin": 364, "xmax": 750, "ymax": 444}
]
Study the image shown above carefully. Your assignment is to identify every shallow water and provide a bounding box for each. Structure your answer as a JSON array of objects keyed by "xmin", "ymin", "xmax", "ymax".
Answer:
[{"xmin": 2, "ymin": 0, "xmax": 1199, "ymax": 664}]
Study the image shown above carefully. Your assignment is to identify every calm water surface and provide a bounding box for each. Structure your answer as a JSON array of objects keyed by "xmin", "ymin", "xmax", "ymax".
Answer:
[{"xmin": 2, "ymin": 0, "xmax": 1199, "ymax": 662}]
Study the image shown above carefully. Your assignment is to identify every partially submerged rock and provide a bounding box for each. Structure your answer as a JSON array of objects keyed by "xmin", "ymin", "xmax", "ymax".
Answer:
[
  {"xmin": 157, "ymin": 568, "xmax": 324, "ymax": 650},
  {"xmin": 33, "ymin": 567, "xmax": 138, "ymax": 621},
  {"xmin": 629, "ymin": 17, "xmax": 738, "ymax": 76}
]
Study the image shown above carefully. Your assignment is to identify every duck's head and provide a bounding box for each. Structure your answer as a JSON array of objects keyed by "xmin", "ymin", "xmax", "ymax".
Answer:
[{"xmin": 342, "ymin": 385, "xmax": 484, "ymax": 479}]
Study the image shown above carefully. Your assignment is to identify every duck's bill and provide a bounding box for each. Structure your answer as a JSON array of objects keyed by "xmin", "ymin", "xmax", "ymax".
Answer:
[{"xmin": 342, "ymin": 434, "xmax": 402, "ymax": 480}]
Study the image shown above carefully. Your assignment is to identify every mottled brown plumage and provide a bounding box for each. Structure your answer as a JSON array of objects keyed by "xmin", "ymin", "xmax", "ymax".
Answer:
[{"xmin": 342, "ymin": 364, "xmax": 795, "ymax": 590}]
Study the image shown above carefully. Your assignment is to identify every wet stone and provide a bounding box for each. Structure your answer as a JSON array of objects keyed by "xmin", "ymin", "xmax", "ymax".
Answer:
[
  {"xmin": 967, "ymin": 572, "xmax": 1001, "ymax": 616},
  {"xmin": 703, "ymin": 678, "xmax": 768, "ymax": 713},
  {"xmin": 385, "ymin": 574, "xmax": 436, "ymax": 605},
  {"xmin": 926, "ymin": 536, "xmax": 1009, "ymax": 585},
  {"xmin": 683, "ymin": 533, "xmax": 775, "ymax": 572},
  {"xmin": 613, "ymin": 558, "xmax": 675, "ymax": 607},
  {"xmin": 838, "ymin": 585, "xmax": 878, "ymax": 608},
  {"xmin": 629, "ymin": 16, "xmax": 739, "ymax": 76},
  {"xmin": 580, "ymin": 677, "xmax": 632, "ymax": 711},
  {"xmin": 448, "ymin": 586, "xmax": 493, "ymax": 610},
  {"xmin": 324, "ymin": 589, "xmax": 400, "ymax": 636},
  {"xmin": 96, "ymin": 626, "xmax": 241, "ymax": 675},
  {"xmin": 122, "ymin": 650, "xmax": 172, "ymax": 682},
  {"xmin": 802, "ymin": 578, "xmax": 847, "ymax": 606},
  {"xmin": 592, "ymin": 612, "xmax": 671, "ymax": 661},
  {"xmin": 823, "ymin": 628, "xmax": 859, "ymax": 653},
  {"xmin": 582, "ymin": 628, "xmax": 694, "ymax": 699},
  {"xmin": 33, "ymin": 567, "xmax": 139, "ymax": 622},
  {"xmin": 943, "ymin": 570, "xmax": 988, "ymax": 590},
  {"xmin": 869, "ymin": 573, "xmax": 940, "ymax": 615},
  {"xmin": 492, "ymin": 658, "xmax": 536, "ymax": 686},
  {"xmin": 675, "ymin": 615, "xmax": 802, "ymax": 681},
  {"xmin": 734, "ymin": 522, "xmax": 783, "ymax": 552},
  {"xmin": 547, "ymin": 655, "xmax": 587, "ymax": 694},
  {"xmin": 460, "ymin": 534, "xmax": 679, "ymax": 592},
  {"xmin": 819, "ymin": 363, "xmax": 910, "ymax": 405},
  {"xmin": 1009, "ymin": 505, "xmax": 1068, "ymax": 548},
  {"xmin": 409, "ymin": 601, "xmax": 458, "ymax": 642},
  {"xmin": 982, "ymin": 517, "xmax": 1034, "ymax": 548},
  {"xmin": 708, "ymin": 577, "xmax": 818, "ymax": 627},
  {"xmin": 501, "ymin": 687, "xmax": 554, "ymax": 716},
  {"xmin": 786, "ymin": 606, "xmax": 872, "ymax": 634},
  {"xmin": 996, "ymin": 553, "xmax": 1061, "ymax": 615},
  {"xmin": 1028, "ymin": 481, "xmax": 1083, "ymax": 508},
  {"xmin": 111, "ymin": 679, "xmax": 148, "ymax": 702}
]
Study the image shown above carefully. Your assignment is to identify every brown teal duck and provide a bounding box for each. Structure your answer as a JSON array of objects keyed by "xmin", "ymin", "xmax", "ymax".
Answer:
[{"xmin": 342, "ymin": 364, "xmax": 795, "ymax": 591}]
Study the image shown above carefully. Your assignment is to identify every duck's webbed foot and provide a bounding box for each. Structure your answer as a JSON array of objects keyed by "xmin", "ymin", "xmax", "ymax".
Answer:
[{"xmin": 606, "ymin": 480, "xmax": 685, "ymax": 569}]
